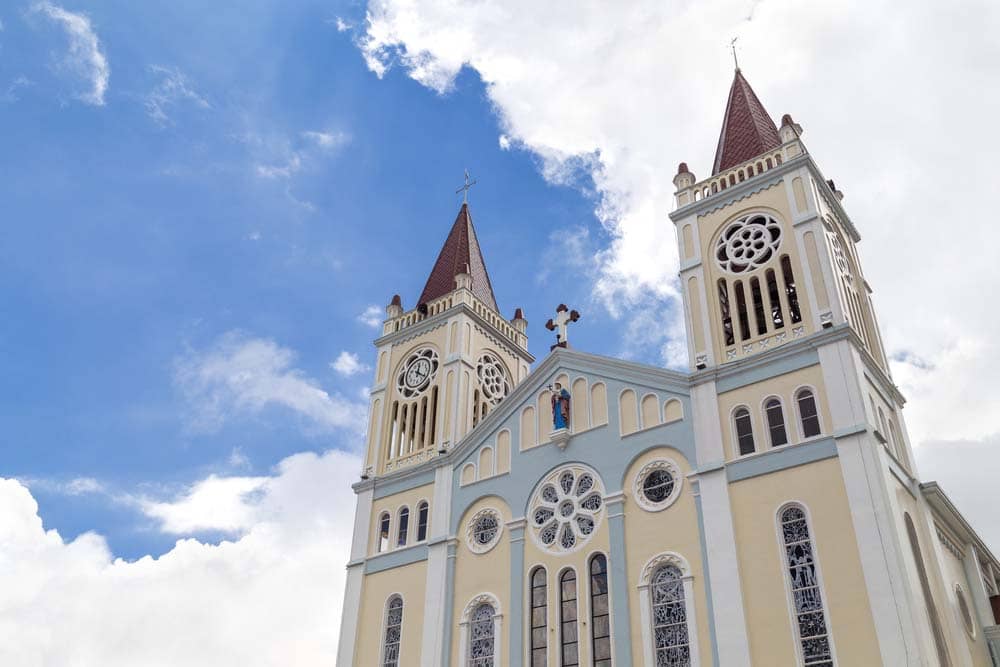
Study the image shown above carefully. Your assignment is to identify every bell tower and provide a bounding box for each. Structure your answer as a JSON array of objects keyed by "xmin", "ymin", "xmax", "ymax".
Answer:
[
  {"xmin": 360, "ymin": 202, "xmax": 533, "ymax": 478},
  {"xmin": 670, "ymin": 68, "xmax": 889, "ymax": 374}
]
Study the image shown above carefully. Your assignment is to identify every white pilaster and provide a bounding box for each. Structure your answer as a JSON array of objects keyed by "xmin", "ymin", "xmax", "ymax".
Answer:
[
  {"xmin": 818, "ymin": 340, "xmax": 921, "ymax": 665},
  {"xmin": 337, "ymin": 487, "xmax": 373, "ymax": 666},
  {"xmin": 421, "ymin": 465, "xmax": 454, "ymax": 667}
]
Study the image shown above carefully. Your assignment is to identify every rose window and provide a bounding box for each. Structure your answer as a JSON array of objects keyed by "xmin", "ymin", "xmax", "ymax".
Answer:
[
  {"xmin": 634, "ymin": 459, "xmax": 682, "ymax": 512},
  {"xmin": 396, "ymin": 347, "xmax": 439, "ymax": 399},
  {"xmin": 529, "ymin": 465, "xmax": 605, "ymax": 554},
  {"xmin": 476, "ymin": 353, "xmax": 511, "ymax": 405},
  {"xmin": 715, "ymin": 214, "xmax": 783, "ymax": 274}
]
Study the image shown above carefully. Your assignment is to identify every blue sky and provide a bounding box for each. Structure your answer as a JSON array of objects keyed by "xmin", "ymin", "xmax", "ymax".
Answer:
[
  {"xmin": 3, "ymin": 1, "xmax": 999, "ymax": 663},
  {"xmin": 1, "ymin": 1, "xmax": 624, "ymax": 561}
]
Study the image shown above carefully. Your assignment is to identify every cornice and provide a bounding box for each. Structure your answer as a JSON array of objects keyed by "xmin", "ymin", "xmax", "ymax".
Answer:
[{"xmin": 921, "ymin": 482, "xmax": 1000, "ymax": 571}]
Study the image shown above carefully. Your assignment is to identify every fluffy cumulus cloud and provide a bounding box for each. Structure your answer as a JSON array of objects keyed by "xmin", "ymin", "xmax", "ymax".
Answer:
[
  {"xmin": 356, "ymin": 304, "xmax": 384, "ymax": 328},
  {"xmin": 331, "ymin": 350, "xmax": 370, "ymax": 377},
  {"xmin": 357, "ymin": 0, "xmax": 1000, "ymax": 455},
  {"xmin": 174, "ymin": 331, "xmax": 367, "ymax": 435},
  {"xmin": 32, "ymin": 2, "xmax": 109, "ymax": 105},
  {"xmin": 0, "ymin": 449, "xmax": 360, "ymax": 666}
]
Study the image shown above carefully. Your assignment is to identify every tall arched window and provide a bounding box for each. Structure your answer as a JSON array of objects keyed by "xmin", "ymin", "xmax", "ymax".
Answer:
[
  {"xmin": 779, "ymin": 505, "xmax": 833, "ymax": 666},
  {"xmin": 765, "ymin": 398, "xmax": 789, "ymax": 447},
  {"xmin": 904, "ymin": 513, "xmax": 952, "ymax": 666},
  {"xmin": 397, "ymin": 507, "xmax": 409, "ymax": 547},
  {"xmin": 378, "ymin": 512, "xmax": 391, "ymax": 553},
  {"xmin": 590, "ymin": 555, "xmax": 612, "ymax": 667},
  {"xmin": 530, "ymin": 567, "xmax": 548, "ymax": 666},
  {"xmin": 416, "ymin": 501, "xmax": 429, "ymax": 542},
  {"xmin": 560, "ymin": 569, "xmax": 579, "ymax": 666},
  {"xmin": 469, "ymin": 603, "xmax": 496, "ymax": 667},
  {"xmin": 382, "ymin": 595, "xmax": 403, "ymax": 667},
  {"xmin": 651, "ymin": 565, "xmax": 690, "ymax": 665},
  {"xmin": 796, "ymin": 389, "xmax": 821, "ymax": 438},
  {"xmin": 734, "ymin": 407, "xmax": 756, "ymax": 455}
]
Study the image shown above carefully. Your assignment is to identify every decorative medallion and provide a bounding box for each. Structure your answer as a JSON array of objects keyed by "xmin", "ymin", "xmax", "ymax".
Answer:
[
  {"xmin": 715, "ymin": 213, "xmax": 783, "ymax": 274},
  {"xmin": 529, "ymin": 465, "xmax": 605, "ymax": 554},
  {"xmin": 633, "ymin": 459, "xmax": 683, "ymax": 512},
  {"xmin": 396, "ymin": 347, "xmax": 439, "ymax": 398}
]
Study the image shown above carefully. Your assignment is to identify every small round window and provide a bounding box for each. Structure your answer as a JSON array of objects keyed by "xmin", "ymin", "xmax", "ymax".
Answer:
[
  {"xmin": 466, "ymin": 508, "xmax": 502, "ymax": 554},
  {"xmin": 634, "ymin": 459, "xmax": 682, "ymax": 512},
  {"xmin": 476, "ymin": 353, "xmax": 511, "ymax": 405}
]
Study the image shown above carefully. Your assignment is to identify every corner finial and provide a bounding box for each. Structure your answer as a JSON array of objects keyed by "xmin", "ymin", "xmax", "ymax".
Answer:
[{"xmin": 730, "ymin": 37, "xmax": 740, "ymax": 71}]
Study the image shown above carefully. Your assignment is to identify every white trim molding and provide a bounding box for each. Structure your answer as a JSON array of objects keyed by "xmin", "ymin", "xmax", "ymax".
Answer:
[
  {"xmin": 633, "ymin": 458, "xmax": 684, "ymax": 512},
  {"xmin": 458, "ymin": 592, "xmax": 503, "ymax": 667},
  {"xmin": 636, "ymin": 551, "xmax": 702, "ymax": 667}
]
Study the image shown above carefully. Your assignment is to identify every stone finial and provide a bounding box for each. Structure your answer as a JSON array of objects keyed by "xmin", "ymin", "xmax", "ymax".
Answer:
[
  {"xmin": 511, "ymin": 307, "xmax": 527, "ymax": 334},
  {"xmin": 779, "ymin": 113, "xmax": 803, "ymax": 143},
  {"xmin": 386, "ymin": 294, "xmax": 403, "ymax": 318},
  {"xmin": 826, "ymin": 179, "xmax": 844, "ymax": 201},
  {"xmin": 673, "ymin": 162, "xmax": 696, "ymax": 190}
]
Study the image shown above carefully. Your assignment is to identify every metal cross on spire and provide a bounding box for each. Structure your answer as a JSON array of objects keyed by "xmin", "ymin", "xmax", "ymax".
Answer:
[
  {"xmin": 456, "ymin": 169, "xmax": 478, "ymax": 204},
  {"xmin": 730, "ymin": 36, "xmax": 740, "ymax": 71}
]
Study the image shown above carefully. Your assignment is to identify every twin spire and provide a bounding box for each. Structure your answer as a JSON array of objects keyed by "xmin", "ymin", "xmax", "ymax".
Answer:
[
  {"xmin": 712, "ymin": 69, "xmax": 782, "ymax": 175},
  {"xmin": 418, "ymin": 202, "xmax": 499, "ymax": 311}
]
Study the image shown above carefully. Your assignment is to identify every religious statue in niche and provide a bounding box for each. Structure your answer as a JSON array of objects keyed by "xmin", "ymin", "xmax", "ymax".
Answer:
[{"xmin": 549, "ymin": 382, "xmax": 571, "ymax": 430}]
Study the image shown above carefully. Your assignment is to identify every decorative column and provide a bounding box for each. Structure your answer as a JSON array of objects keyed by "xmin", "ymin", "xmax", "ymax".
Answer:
[
  {"xmin": 508, "ymin": 519, "xmax": 526, "ymax": 667},
  {"xmin": 605, "ymin": 492, "xmax": 635, "ymax": 666},
  {"xmin": 421, "ymin": 466, "xmax": 454, "ymax": 667}
]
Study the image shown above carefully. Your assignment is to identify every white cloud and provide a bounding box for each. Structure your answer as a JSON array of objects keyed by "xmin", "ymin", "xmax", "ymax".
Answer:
[
  {"xmin": 228, "ymin": 446, "xmax": 251, "ymax": 469},
  {"xmin": 356, "ymin": 304, "xmax": 383, "ymax": 328},
  {"xmin": 141, "ymin": 474, "xmax": 268, "ymax": 534},
  {"xmin": 1, "ymin": 76, "xmax": 34, "ymax": 103},
  {"xmin": 334, "ymin": 17, "xmax": 352, "ymax": 32},
  {"xmin": 331, "ymin": 351, "xmax": 370, "ymax": 377},
  {"xmin": 144, "ymin": 65, "xmax": 210, "ymax": 126},
  {"xmin": 33, "ymin": 2, "xmax": 109, "ymax": 106},
  {"xmin": 64, "ymin": 477, "xmax": 104, "ymax": 495},
  {"xmin": 356, "ymin": 0, "xmax": 1000, "ymax": 451},
  {"xmin": 302, "ymin": 129, "xmax": 350, "ymax": 150},
  {"xmin": 255, "ymin": 153, "xmax": 302, "ymax": 179},
  {"xmin": 0, "ymin": 449, "xmax": 360, "ymax": 666},
  {"xmin": 174, "ymin": 331, "xmax": 367, "ymax": 435}
]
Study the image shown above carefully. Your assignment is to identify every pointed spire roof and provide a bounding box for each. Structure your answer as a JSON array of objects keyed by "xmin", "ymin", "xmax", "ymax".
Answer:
[
  {"xmin": 418, "ymin": 203, "xmax": 499, "ymax": 311},
  {"xmin": 712, "ymin": 70, "xmax": 782, "ymax": 175}
]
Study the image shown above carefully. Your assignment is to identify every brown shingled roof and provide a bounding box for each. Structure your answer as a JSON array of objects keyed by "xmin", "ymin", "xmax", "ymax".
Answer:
[
  {"xmin": 712, "ymin": 70, "xmax": 781, "ymax": 175},
  {"xmin": 417, "ymin": 203, "xmax": 499, "ymax": 311}
]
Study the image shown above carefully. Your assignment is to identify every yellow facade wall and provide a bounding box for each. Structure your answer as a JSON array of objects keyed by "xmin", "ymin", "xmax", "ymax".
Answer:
[
  {"xmin": 354, "ymin": 560, "xmax": 428, "ymax": 667},
  {"xmin": 730, "ymin": 457, "xmax": 881, "ymax": 666},
  {"xmin": 621, "ymin": 446, "xmax": 713, "ymax": 664},
  {"xmin": 451, "ymin": 496, "xmax": 513, "ymax": 667},
  {"xmin": 717, "ymin": 364, "xmax": 830, "ymax": 461}
]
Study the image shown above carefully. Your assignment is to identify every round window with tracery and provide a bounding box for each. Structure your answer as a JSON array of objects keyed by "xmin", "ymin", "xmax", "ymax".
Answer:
[
  {"xmin": 529, "ymin": 465, "xmax": 605, "ymax": 554},
  {"xmin": 715, "ymin": 214, "xmax": 783, "ymax": 274},
  {"xmin": 633, "ymin": 459, "xmax": 683, "ymax": 512},
  {"xmin": 396, "ymin": 347, "xmax": 439, "ymax": 399},
  {"xmin": 823, "ymin": 219, "xmax": 853, "ymax": 283},
  {"xmin": 466, "ymin": 508, "xmax": 503, "ymax": 554},
  {"xmin": 476, "ymin": 353, "xmax": 511, "ymax": 405}
]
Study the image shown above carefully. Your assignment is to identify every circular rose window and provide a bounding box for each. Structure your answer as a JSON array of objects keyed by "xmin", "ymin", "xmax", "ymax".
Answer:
[
  {"xmin": 466, "ymin": 508, "xmax": 503, "ymax": 554},
  {"xmin": 529, "ymin": 465, "xmax": 605, "ymax": 554},
  {"xmin": 476, "ymin": 353, "xmax": 511, "ymax": 405},
  {"xmin": 715, "ymin": 214, "xmax": 782, "ymax": 274},
  {"xmin": 633, "ymin": 459, "xmax": 683, "ymax": 512},
  {"xmin": 823, "ymin": 219, "xmax": 852, "ymax": 283},
  {"xmin": 396, "ymin": 347, "xmax": 439, "ymax": 399}
]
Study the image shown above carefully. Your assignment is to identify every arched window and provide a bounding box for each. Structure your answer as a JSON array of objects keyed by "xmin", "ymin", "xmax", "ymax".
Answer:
[
  {"xmin": 530, "ymin": 567, "xmax": 547, "ymax": 666},
  {"xmin": 382, "ymin": 595, "xmax": 403, "ymax": 667},
  {"xmin": 397, "ymin": 507, "xmax": 409, "ymax": 547},
  {"xmin": 378, "ymin": 512, "xmax": 391, "ymax": 553},
  {"xmin": 904, "ymin": 513, "xmax": 952, "ymax": 666},
  {"xmin": 469, "ymin": 603, "xmax": 496, "ymax": 667},
  {"xmin": 734, "ymin": 407, "xmax": 756, "ymax": 455},
  {"xmin": 560, "ymin": 569, "xmax": 579, "ymax": 666},
  {"xmin": 797, "ymin": 390, "xmax": 821, "ymax": 438},
  {"xmin": 765, "ymin": 399, "xmax": 789, "ymax": 447},
  {"xmin": 718, "ymin": 279, "xmax": 735, "ymax": 346},
  {"xmin": 590, "ymin": 555, "xmax": 612, "ymax": 667},
  {"xmin": 779, "ymin": 506, "xmax": 833, "ymax": 666},
  {"xmin": 780, "ymin": 255, "xmax": 802, "ymax": 323},
  {"xmin": 651, "ymin": 565, "xmax": 690, "ymax": 665},
  {"xmin": 766, "ymin": 269, "xmax": 785, "ymax": 329},
  {"xmin": 417, "ymin": 501, "xmax": 429, "ymax": 542}
]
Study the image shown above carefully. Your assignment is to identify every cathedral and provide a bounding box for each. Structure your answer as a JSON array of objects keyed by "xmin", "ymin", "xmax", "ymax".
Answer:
[{"xmin": 336, "ymin": 69, "xmax": 1000, "ymax": 666}]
